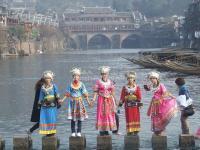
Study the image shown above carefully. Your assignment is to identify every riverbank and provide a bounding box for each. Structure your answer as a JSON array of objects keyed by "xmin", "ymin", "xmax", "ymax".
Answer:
[{"xmin": 0, "ymin": 25, "xmax": 65, "ymax": 57}]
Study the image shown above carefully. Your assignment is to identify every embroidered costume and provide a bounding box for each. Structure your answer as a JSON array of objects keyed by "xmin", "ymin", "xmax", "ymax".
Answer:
[
  {"xmin": 94, "ymin": 79, "xmax": 117, "ymax": 131},
  {"xmin": 39, "ymin": 84, "xmax": 60, "ymax": 135},
  {"xmin": 120, "ymin": 85, "xmax": 142, "ymax": 133},
  {"xmin": 65, "ymin": 81, "xmax": 88, "ymax": 121},
  {"xmin": 147, "ymin": 83, "xmax": 177, "ymax": 132}
]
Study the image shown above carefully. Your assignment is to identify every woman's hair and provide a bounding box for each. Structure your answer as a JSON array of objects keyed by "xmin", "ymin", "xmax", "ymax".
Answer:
[
  {"xmin": 35, "ymin": 78, "xmax": 45, "ymax": 91},
  {"xmin": 152, "ymin": 79, "xmax": 160, "ymax": 87},
  {"xmin": 156, "ymin": 80, "xmax": 160, "ymax": 87},
  {"xmin": 175, "ymin": 77, "xmax": 185, "ymax": 86}
]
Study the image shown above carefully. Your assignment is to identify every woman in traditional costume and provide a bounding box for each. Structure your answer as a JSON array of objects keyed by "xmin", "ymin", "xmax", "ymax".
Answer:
[
  {"xmin": 62, "ymin": 68, "xmax": 92, "ymax": 137},
  {"xmin": 145, "ymin": 71, "xmax": 177, "ymax": 135},
  {"xmin": 119, "ymin": 71, "xmax": 142, "ymax": 135},
  {"xmin": 91, "ymin": 66, "xmax": 117, "ymax": 136},
  {"xmin": 38, "ymin": 70, "xmax": 60, "ymax": 136}
]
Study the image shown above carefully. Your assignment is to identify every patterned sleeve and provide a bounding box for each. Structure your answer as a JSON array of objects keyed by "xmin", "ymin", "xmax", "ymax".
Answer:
[
  {"xmin": 135, "ymin": 86, "xmax": 142, "ymax": 101},
  {"xmin": 120, "ymin": 86, "xmax": 126, "ymax": 103},
  {"xmin": 93, "ymin": 80, "xmax": 99, "ymax": 92},
  {"xmin": 81, "ymin": 83, "xmax": 88, "ymax": 97},
  {"xmin": 65, "ymin": 85, "xmax": 71, "ymax": 97},
  {"xmin": 53, "ymin": 84, "xmax": 60, "ymax": 98}
]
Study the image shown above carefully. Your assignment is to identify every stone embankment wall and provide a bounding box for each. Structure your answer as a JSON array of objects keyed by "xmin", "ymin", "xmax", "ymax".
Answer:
[
  {"xmin": 1, "ymin": 26, "xmax": 65, "ymax": 56},
  {"xmin": 17, "ymin": 27, "xmax": 65, "ymax": 55},
  {"xmin": 0, "ymin": 26, "xmax": 8, "ymax": 55}
]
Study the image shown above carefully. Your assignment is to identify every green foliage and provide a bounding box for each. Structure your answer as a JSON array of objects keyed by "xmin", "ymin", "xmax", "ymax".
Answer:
[
  {"xmin": 8, "ymin": 26, "xmax": 26, "ymax": 40},
  {"xmin": 184, "ymin": 1, "xmax": 200, "ymax": 34},
  {"xmin": 112, "ymin": 0, "xmax": 132, "ymax": 11},
  {"xmin": 31, "ymin": 28, "xmax": 39, "ymax": 39},
  {"xmin": 132, "ymin": 0, "xmax": 190, "ymax": 17}
]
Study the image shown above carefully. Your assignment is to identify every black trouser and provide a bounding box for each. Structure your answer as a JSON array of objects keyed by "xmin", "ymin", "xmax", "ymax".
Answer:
[
  {"xmin": 112, "ymin": 113, "xmax": 119, "ymax": 133},
  {"xmin": 100, "ymin": 131, "xmax": 109, "ymax": 136},
  {"xmin": 181, "ymin": 111, "xmax": 189, "ymax": 134},
  {"xmin": 71, "ymin": 120, "xmax": 82, "ymax": 133},
  {"xmin": 29, "ymin": 122, "xmax": 39, "ymax": 133}
]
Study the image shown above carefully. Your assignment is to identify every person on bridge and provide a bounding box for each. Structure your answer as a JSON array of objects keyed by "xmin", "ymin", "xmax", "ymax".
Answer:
[
  {"xmin": 38, "ymin": 70, "xmax": 61, "ymax": 136},
  {"xmin": 61, "ymin": 68, "xmax": 92, "ymax": 137},
  {"xmin": 118, "ymin": 71, "xmax": 142, "ymax": 135},
  {"xmin": 145, "ymin": 71, "xmax": 177, "ymax": 135},
  {"xmin": 91, "ymin": 66, "xmax": 117, "ymax": 136}
]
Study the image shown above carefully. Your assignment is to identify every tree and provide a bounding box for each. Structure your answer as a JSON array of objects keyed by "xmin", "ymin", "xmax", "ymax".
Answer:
[{"xmin": 8, "ymin": 25, "xmax": 26, "ymax": 51}]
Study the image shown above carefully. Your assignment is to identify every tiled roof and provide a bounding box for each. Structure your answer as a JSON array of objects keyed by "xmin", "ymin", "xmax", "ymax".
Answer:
[{"xmin": 82, "ymin": 7, "xmax": 114, "ymax": 14}]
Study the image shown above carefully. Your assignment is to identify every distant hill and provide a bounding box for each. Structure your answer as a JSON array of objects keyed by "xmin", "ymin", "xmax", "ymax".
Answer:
[{"xmin": 36, "ymin": 0, "xmax": 190, "ymax": 17}]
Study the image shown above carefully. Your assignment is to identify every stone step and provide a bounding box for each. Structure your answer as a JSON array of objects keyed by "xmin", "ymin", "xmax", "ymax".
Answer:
[
  {"xmin": 179, "ymin": 134, "xmax": 195, "ymax": 149},
  {"xmin": 42, "ymin": 136, "xmax": 59, "ymax": 150},
  {"xmin": 13, "ymin": 134, "xmax": 32, "ymax": 150},
  {"xmin": 151, "ymin": 134, "xmax": 167, "ymax": 150},
  {"xmin": 0, "ymin": 136, "xmax": 5, "ymax": 150},
  {"xmin": 97, "ymin": 135, "xmax": 112, "ymax": 150},
  {"xmin": 124, "ymin": 134, "xmax": 140, "ymax": 149},
  {"xmin": 69, "ymin": 134, "xmax": 86, "ymax": 150}
]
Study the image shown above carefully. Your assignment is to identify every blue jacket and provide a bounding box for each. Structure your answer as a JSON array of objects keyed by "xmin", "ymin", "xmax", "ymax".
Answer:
[{"xmin": 179, "ymin": 85, "xmax": 190, "ymax": 100}]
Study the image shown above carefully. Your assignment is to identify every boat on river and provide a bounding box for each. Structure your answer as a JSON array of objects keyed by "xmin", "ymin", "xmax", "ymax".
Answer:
[
  {"xmin": 163, "ymin": 61, "xmax": 200, "ymax": 75},
  {"xmin": 125, "ymin": 51, "xmax": 200, "ymax": 75},
  {"xmin": 125, "ymin": 56, "xmax": 165, "ymax": 68}
]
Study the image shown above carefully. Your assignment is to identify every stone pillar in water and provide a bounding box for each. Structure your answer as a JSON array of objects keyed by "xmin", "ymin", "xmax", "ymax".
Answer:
[
  {"xmin": 0, "ymin": 136, "xmax": 5, "ymax": 150},
  {"xmin": 97, "ymin": 135, "xmax": 112, "ymax": 150},
  {"xmin": 42, "ymin": 136, "xmax": 59, "ymax": 150},
  {"xmin": 13, "ymin": 134, "xmax": 32, "ymax": 150},
  {"xmin": 69, "ymin": 134, "xmax": 86, "ymax": 150},
  {"xmin": 124, "ymin": 134, "xmax": 140, "ymax": 149},
  {"xmin": 151, "ymin": 134, "xmax": 167, "ymax": 150},
  {"xmin": 179, "ymin": 134, "xmax": 195, "ymax": 149}
]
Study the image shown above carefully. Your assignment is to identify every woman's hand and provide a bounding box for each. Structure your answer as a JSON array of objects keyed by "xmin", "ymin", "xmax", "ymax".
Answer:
[
  {"xmin": 58, "ymin": 99, "xmax": 64, "ymax": 103},
  {"xmin": 144, "ymin": 84, "xmax": 151, "ymax": 91},
  {"xmin": 37, "ymin": 103, "xmax": 41, "ymax": 109},
  {"xmin": 87, "ymin": 100, "xmax": 93, "ymax": 108},
  {"xmin": 158, "ymin": 98, "xmax": 163, "ymax": 104},
  {"xmin": 118, "ymin": 102, "xmax": 123, "ymax": 107}
]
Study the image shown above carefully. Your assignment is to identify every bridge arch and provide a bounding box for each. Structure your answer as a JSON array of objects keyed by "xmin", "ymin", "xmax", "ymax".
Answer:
[
  {"xmin": 88, "ymin": 34, "xmax": 111, "ymax": 49},
  {"xmin": 121, "ymin": 34, "xmax": 142, "ymax": 48},
  {"xmin": 64, "ymin": 37, "xmax": 77, "ymax": 49}
]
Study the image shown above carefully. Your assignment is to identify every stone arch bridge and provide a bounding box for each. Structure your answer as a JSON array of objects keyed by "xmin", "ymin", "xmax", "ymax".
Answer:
[
  {"xmin": 60, "ymin": 7, "xmax": 176, "ymax": 50},
  {"xmin": 65, "ymin": 31, "xmax": 143, "ymax": 50}
]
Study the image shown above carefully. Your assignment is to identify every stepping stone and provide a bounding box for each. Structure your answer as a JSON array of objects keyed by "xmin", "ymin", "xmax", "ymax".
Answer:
[
  {"xmin": 179, "ymin": 134, "xmax": 195, "ymax": 149},
  {"xmin": 151, "ymin": 134, "xmax": 167, "ymax": 150},
  {"xmin": 0, "ymin": 136, "xmax": 5, "ymax": 150},
  {"xmin": 13, "ymin": 134, "xmax": 32, "ymax": 150},
  {"xmin": 42, "ymin": 136, "xmax": 59, "ymax": 150},
  {"xmin": 124, "ymin": 134, "xmax": 140, "ymax": 149},
  {"xmin": 97, "ymin": 135, "xmax": 112, "ymax": 150},
  {"xmin": 69, "ymin": 134, "xmax": 86, "ymax": 150}
]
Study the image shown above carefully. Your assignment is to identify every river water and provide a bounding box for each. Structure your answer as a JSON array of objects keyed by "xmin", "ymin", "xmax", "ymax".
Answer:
[{"xmin": 0, "ymin": 49, "xmax": 199, "ymax": 150}]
